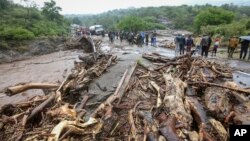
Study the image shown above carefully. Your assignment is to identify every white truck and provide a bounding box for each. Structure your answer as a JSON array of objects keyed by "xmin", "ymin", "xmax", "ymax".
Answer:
[{"xmin": 89, "ymin": 25, "xmax": 104, "ymax": 36}]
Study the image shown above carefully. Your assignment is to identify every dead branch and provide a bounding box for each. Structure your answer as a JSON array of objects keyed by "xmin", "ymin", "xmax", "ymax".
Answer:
[
  {"xmin": 224, "ymin": 111, "xmax": 235, "ymax": 123},
  {"xmin": 7, "ymin": 83, "xmax": 59, "ymax": 95},
  {"xmin": 22, "ymin": 92, "xmax": 56, "ymax": 126},
  {"xmin": 188, "ymin": 81, "xmax": 250, "ymax": 94},
  {"xmin": 211, "ymin": 65, "xmax": 232, "ymax": 78},
  {"xmin": 150, "ymin": 81, "xmax": 162, "ymax": 107},
  {"xmin": 128, "ymin": 110, "xmax": 138, "ymax": 140}
]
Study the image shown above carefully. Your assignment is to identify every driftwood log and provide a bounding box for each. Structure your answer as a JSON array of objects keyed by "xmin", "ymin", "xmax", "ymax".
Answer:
[
  {"xmin": 7, "ymin": 83, "xmax": 59, "ymax": 95},
  {"xmin": 189, "ymin": 81, "xmax": 250, "ymax": 95},
  {"xmin": 163, "ymin": 74, "xmax": 192, "ymax": 129}
]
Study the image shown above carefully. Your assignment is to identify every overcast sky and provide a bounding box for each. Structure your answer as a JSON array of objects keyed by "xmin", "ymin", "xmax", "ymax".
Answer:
[{"xmin": 13, "ymin": 0, "xmax": 250, "ymax": 14}]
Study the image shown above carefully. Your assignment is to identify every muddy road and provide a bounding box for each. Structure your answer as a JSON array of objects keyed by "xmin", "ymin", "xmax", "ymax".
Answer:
[
  {"xmin": 0, "ymin": 32, "xmax": 250, "ymax": 107},
  {"xmin": 0, "ymin": 50, "xmax": 82, "ymax": 106}
]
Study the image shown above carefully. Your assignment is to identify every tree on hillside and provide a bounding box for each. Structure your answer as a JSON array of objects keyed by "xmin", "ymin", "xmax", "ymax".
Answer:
[
  {"xmin": 42, "ymin": 0, "xmax": 62, "ymax": 21},
  {"xmin": 0, "ymin": 0, "xmax": 10, "ymax": 10},
  {"xmin": 72, "ymin": 17, "xmax": 82, "ymax": 25},
  {"xmin": 194, "ymin": 7, "xmax": 235, "ymax": 32},
  {"xmin": 22, "ymin": 0, "xmax": 37, "ymax": 26},
  {"xmin": 117, "ymin": 16, "xmax": 147, "ymax": 32}
]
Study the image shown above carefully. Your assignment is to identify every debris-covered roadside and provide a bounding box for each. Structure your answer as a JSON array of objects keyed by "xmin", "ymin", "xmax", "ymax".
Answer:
[
  {"xmin": 0, "ymin": 36, "xmax": 116, "ymax": 140},
  {"xmin": 89, "ymin": 53, "xmax": 250, "ymax": 141},
  {"xmin": 0, "ymin": 51, "xmax": 117, "ymax": 140},
  {"xmin": 1, "ymin": 47, "xmax": 250, "ymax": 141}
]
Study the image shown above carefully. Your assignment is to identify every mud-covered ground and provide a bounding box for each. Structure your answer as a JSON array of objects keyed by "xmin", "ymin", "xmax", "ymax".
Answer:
[{"xmin": 0, "ymin": 30, "xmax": 250, "ymax": 108}]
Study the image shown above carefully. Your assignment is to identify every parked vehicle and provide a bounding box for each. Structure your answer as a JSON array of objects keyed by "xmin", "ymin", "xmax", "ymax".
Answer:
[{"xmin": 89, "ymin": 25, "xmax": 104, "ymax": 35}]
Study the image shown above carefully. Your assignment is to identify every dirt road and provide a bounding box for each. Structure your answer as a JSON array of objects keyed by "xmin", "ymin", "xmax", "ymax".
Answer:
[{"xmin": 0, "ymin": 33, "xmax": 250, "ymax": 108}]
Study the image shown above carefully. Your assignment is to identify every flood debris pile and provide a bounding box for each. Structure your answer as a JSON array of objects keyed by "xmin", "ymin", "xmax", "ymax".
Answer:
[
  {"xmin": 1, "ymin": 52, "xmax": 250, "ymax": 141},
  {"xmin": 0, "ymin": 52, "xmax": 117, "ymax": 140},
  {"xmin": 65, "ymin": 35, "xmax": 102, "ymax": 53},
  {"xmin": 158, "ymin": 39, "xmax": 175, "ymax": 49},
  {"xmin": 72, "ymin": 53, "xmax": 249, "ymax": 141}
]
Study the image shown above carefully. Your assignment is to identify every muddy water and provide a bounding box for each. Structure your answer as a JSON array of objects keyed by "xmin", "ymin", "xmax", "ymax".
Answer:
[{"xmin": 0, "ymin": 50, "xmax": 82, "ymax": 107}]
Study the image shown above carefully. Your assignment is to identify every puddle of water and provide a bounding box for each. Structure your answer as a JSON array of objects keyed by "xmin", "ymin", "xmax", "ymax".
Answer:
[{"xmin": 233, "ymin": 71, "xmax": 250, "ymax": 88}]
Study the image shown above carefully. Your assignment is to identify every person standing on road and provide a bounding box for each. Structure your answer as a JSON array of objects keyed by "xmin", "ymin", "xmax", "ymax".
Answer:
[
  {"xmin": 228, "ymin": 36, "xmax": 239, "ymax": 58},
  {"xmin": 108, "ymin": 31, "xmax": 111, "ymax": 42},
  {"xmin": 119, "ymin": 31, "xmax": 123, "ymax": 43},
  {"xmin": 201, "ymin": 35, "xmax": 209, "ymax": 57},
  {"xmin": 151, "ymin": 34, "xmax": 154, "ymax": 46},
  {"xmin": 110, "ymin": 31, "xmax": 115, "ymax": 43},
  {"xmin": 115, "ymin": 32, "xmax": 119, "ymax": 40},
  {"xmin": 140, "ymin": 31, "xmax": 145, "ymax": 45},
  {"xmin": 186, "ymin": 35, "xmax": 194, "ymax": 53},
  {"xmin": 153, "ymin": 35, "xmax": 157, "ymax": 47},
  {"xmin": 179, "ymin": 34, "xmax": 186, "ymax": 55},
  {"xmin": 194, "ymin": 35, "xmax": 202, "ymax": 55},
  {"xmin": 212, "ymin": 38, "xmax": 220, "ymax": 56},
  {"xmin": 128, "ymin": 32, "xmax": 134, "ymax": 45},
  {"xmin": 151, "ymin": 31, "xmax": 157, "ymax": 47},
  {"xmin": 174, "ymin": 34, "xmax": 181, "ymax": 56},
  {"xmin": 137, "ymin": 34, "xmax": 143, "ymax": 47},
  {"xmin": 239, "ymin": 39, "xmax": 250, "ymax": 60},
  {"xmin": 207, "ymin": 35, "xmax": 212, "ymax": 57},
  {"xmin": 145, "ymin": 32, "xmax": 149, "ymax": 46}
]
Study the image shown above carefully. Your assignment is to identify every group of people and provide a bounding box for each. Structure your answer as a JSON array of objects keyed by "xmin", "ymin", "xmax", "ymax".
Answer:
[
  {"xmin": 175, "ymin": 34, "xmax": 250, "ymax": 60},
  {"xmin": 74, "ymin": 28, "xmax": 91, "ymax": 37},
  {"xmin": 107, "ymin": 31, "xmax": 157, "ymax": 47},
  {"xmin": 175, "ymin": 34, "xmax": 213, "ymax": 57},
  {"xmin": 228, "ymin": 36, "xmax": 250, "ymax": 60}
]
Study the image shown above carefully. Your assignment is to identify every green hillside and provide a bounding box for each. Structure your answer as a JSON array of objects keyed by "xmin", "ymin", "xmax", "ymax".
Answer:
[
  {"xmin": 67, "ymin": 4, "xmax": 250, "ymax": 36},
  {"xmin": 0, "ymin": 0, "xmax": 70, "ymax": 49}
]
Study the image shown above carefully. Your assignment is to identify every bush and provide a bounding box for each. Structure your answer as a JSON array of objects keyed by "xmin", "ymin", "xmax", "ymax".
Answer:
[
  {"xmin": 117, "ymin": 16, "xmax": 166, "ymax": 32},
  {"xmin": 0, "ymin": 27, "xmax": 35, "ymax": 40},
  {"xmin": 194, "ymin": 7, "xmax": 235, "ymax": 32},
  {"xmin": 200, "ymin": 22, "xmax": 246, "ymax": 37},
  {"xmin": 246, "ymin": 20, "xmax": 250, "ymax": 29},
  {"xmin": 31, "ymin": 21, "xmax": 68, "ymax": 36}
]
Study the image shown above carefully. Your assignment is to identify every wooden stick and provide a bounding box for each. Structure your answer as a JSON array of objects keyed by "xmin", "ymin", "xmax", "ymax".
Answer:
[
  {"xmin": 128, "ymin": 110, "xmax": 138, "ymax": 140},
  {"xmin": 211, "ymin": 65, "xmax": 232, "ymax": 78},
  {"xmin": 7, "ymin": 83, "xmax": 59, "ymax": 95},
  {"xmin": 75, "ymin": 95, "xmax": 89, "ymax": 110},
  {"xmin": 150, "ymin": 81, "xmax": 162, "ymax": 108},
  {"xmin": 188, "ymin": 81, "xmax": 250, "ymax": 94},
  {"xmin": 22, "ymin": 92, "xmax": 56, "ymax": 127}
]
